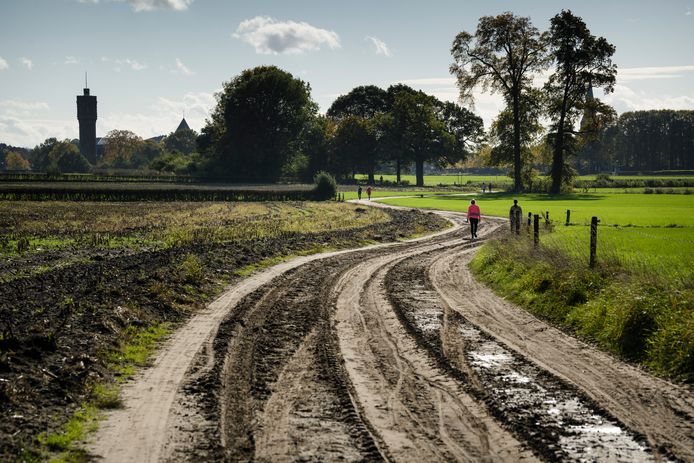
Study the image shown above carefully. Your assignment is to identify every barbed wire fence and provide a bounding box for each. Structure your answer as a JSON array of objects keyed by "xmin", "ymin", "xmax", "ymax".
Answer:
[{"xmin": 508, "ymin": 208, "xmax": 693, "ymax": 286}]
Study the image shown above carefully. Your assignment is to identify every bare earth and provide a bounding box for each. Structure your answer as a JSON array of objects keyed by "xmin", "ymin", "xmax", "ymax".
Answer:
[{"xmin": 88, "ymin": 202, "xmax": 693, "ymax": 462}]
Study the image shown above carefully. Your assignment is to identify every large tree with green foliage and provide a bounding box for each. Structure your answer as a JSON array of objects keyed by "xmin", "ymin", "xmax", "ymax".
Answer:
[
  {"xmin": 330, "ymin": 115, "xmax": 379, "ymax": 182},
  {"xmin": 100, "ymin": 130, "xmax": 145, "ymax": 169},
  {"xmin": 544, "ymin": 9, "xmax": 616, "ymax": 193},
  {"xmin": 198, "ymin": 66, "xmax": 316, "ymax": 181},
  {"xmin": 164, "ymin": 128, "xmax": 198, "ymax": 155},
  {"xmin": 451, "ymin": 12, "xmax": 548, "ymax": 192},
  {"xmin": 326, "ymin": 85, "xmax": 390, "ymax": 121},
  {"xmin": 55, "ymin": 144, "xmax": 91, "ymax": 173}
]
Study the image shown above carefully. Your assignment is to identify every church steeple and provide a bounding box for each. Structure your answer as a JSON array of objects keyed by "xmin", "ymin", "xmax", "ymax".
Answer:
[{"xmin": 176, "ymin": 117, "xmax": 190, "ymax": 132}]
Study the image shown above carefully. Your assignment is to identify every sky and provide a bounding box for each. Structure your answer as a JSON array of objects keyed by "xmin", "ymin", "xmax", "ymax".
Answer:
[{"xmin": 0, "ymin": 0, "xmax": 693, "ymax": 148}]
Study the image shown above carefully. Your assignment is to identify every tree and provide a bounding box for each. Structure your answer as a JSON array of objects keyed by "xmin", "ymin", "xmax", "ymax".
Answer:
[
  {"xmin": 47, "ymin": 140, "xmax": 84, "ymax": 172},
  {"xmin": 388, "ymin": 90, "xmax": 447, "ymax": 187},
  {"xmin": 438, "ymin": 101, "xmax": 485, "ymax": 164},
  {"xmin": 100, "ymin": 130, "xmax": 145, "ymax": 168},
  {"xmin": 488, "ymin": 89, "xmax": 544, "ymax": 172},
  {"xmin": 29, "ymin": 138, "xmax": 59, "ymax": 171},
  {"xmin": 199, "ymin": 66, "xmax": 316, "ymax": 181},
  {"xmin": 330, "ymin": 115, "xmax": 379, "ymax": 182},
  {"xmin": 4, "ymin": 151, "xmax": 30, "ymax": 171},
  {"xmin": 612, "ymin": 110, "xmax": 694, "ymax": 171},
  {"xmin": 327, "ymin": 85, "xmax": 390, "ymax": 120},
  {"xmin": 451, "ymin": 12, "xmax": 548, "ymax": 191},
  {"xmin": 545, "ymin": 9, "xmax": 616, "ymax": 193},
  {"xmin": 300, "ymin": 115, "xmax": 337, "ymax": 181},
  {"xmin": 164, "ymin": 128, "xmax": 198, "ymax": 155},
  {"xmin": 55, "ymin": 145, "xmax": 91, "ymax": 173}
]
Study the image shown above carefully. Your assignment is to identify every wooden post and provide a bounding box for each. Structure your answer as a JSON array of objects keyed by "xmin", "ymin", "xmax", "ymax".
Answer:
[
  {"xmin": 527, "ymin": 212, "xmax": 532, "ymax": 227},
  {"xmin": 590, "ymin": 216, "xmax": 598, "ymax": 268},
  {"xmin": 545, "ymin": 211, "xmax": 550, "ymax": 225},
  {"xmin": 533, "ymin": 214, "xmax": 540, "ymax": 247},
  {"xmin": 566, "ymin": 209, "xmax": 570, "ymax": 226}
]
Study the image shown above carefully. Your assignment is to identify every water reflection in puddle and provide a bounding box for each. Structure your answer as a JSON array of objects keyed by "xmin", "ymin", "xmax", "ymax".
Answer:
[{"xmin": 461, "ymin": 323, "xmax": 655, "ymax": 462}]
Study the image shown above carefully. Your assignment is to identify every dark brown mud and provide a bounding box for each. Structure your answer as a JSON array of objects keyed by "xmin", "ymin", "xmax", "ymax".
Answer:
[{"xmin": 0, "ymin": 208, "xmax": 445, "ymax": 461}]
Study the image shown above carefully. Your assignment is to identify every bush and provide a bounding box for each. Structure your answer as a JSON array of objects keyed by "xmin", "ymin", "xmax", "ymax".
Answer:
[{"xmin": 312, "ymin": 171, "xmax": 337, "ymax": 200}]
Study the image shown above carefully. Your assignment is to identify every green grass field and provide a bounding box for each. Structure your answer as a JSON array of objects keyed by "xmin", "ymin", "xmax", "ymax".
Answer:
[
  {"xmin": 379, "ymin": 192, "xmax": 694, "ymax": 226},
  {"xmin": 356, "ymin": 173, "xmax": 694, "ymax": 188},
  {"xmin": 379, "ymin": 192, "xmax": 694, "ymax": 277}
]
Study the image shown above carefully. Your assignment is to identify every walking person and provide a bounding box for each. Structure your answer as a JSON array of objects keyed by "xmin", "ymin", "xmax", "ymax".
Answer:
[
  {"xmin": 509, "ymin": 199, "xmax": 522, "ymax": 235},
  {"xmin": 357, "ymin": 186, "xmax": 362, "ymax": 200},
  {"xmin": 366, "ymin": 186, "xmax": 372, "ymax": 200},
  {"xmin": 467, "ymin": 199, "xmax": 481, "ymax": 239},
  {"xmin": 488, "ymin": 182, "xmax": 493, "ymax": 193},
  {"xmin": 482, "ymin": 182, "xmax": 487, "ymax": 194}
]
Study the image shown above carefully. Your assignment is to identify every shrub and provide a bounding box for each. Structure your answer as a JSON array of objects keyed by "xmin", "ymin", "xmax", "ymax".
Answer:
[
  {"xmin": 312, "ymin": 171, "xmax": 337, "ymax": 200},
  {"xmin": 179, "ymin": 254, "xmax": 204, "ymax": 285}
]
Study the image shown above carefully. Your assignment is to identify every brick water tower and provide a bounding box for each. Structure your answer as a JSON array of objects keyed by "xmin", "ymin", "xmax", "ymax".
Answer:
[{"xmin": 77, "ymin": 75, "xmax": 97, "ymax": 164}]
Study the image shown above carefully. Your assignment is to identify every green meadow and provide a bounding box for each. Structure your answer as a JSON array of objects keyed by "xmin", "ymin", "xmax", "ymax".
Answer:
[{"xmin": 379, "ymin": 192, "xmax": 694, "ymax": 380}]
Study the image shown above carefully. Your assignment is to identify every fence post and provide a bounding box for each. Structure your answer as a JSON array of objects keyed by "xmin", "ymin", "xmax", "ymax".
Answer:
[
  {"xmin": 527, "ymin": 212, "xmax": 532, "ymax": 227},
  {"xmin": 566, "ymin": 209, "xmax": 571, "ymax": 226},
  {"xmin": 545, "ymin": 211, "xmax": 550, "ymax": 226},
  {"xmin": 590, "ymin": 216, "xmax": 599, "ymax": 268},
  {"xmin": 533, "ymin": 214, "xmax": 540, "ymax": 247}
]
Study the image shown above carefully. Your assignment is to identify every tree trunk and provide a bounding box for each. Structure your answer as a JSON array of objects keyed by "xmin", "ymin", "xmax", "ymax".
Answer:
[
  {"xmin": 368, "ymin": 167, "xmax": 375, "ymax": 184},
  {"xmin": 551, "ymin": 95, "xmax": 569, "ymax": 194},
  {"xmin": 512, "ymin": 92, "xmax": 523, "ymax": 192},
  {"xmin": 416, "ymin": 158, "xmax": 424, "ymax": 187},
  {"xmin": 396, "ymin": 159, "xmax": 401, "ymax": 184}
]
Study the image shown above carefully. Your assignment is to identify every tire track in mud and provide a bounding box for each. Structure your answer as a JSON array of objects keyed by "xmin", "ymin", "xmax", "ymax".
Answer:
[
  {"xmin": 90, "ymin": 202, "xmax": 692, "ymax": 462},
  {"xmin": 428, "ymin": 247, "xmax": 694, "ymax": 462},
  {"xmin": 332, "ymin": 230, "xmax": 538, "ymax": 462},
  {"xmin": 386, "ymin": 248, "xmax": 653, "ymax": 461}
]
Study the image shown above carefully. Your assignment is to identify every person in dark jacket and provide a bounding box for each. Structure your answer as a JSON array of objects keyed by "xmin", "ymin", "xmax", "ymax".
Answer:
[{"xmin": 510, "ymin": 199, "xmax": 522, "ymax": 235}]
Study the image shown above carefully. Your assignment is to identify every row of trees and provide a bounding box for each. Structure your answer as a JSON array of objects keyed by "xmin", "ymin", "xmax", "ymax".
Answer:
[
  {"xmin": 451, "ymin": 9, "xmax": 617, "ymax": 193},
  {"xmin": 10, "ymin": 127, "xmax": 200, "ymax": 175},
  {"xmin": 198, "ymin": 67, "xmax": 484, "ymax": 186}
]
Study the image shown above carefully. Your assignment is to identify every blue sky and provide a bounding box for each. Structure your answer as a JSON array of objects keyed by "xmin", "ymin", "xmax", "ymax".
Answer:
[{"xmin": 1, "ymin": 0, "xmax": 693, "ymax": 147}]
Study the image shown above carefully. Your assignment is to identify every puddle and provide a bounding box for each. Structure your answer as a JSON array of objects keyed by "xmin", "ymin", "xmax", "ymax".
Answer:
[
  {"xmin": 388, "ymin": 256, "xmax": 660, "ymax": 462},
  {"xmin": 461, "ymin": 322, "xmax": 655, "ymax": 462}
]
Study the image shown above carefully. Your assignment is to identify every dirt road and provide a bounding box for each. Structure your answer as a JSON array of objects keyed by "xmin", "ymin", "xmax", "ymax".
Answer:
[{"xmin": 88, "ymin": 203, "xmax": 693, "ymax": 462}]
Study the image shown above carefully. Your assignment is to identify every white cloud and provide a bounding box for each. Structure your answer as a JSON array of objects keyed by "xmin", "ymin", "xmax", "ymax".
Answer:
[
  {"xmin": 127, "ymin": 0, "xmax": 193, "ymax": 11},
  {"xmin": 0, "ymin": 57, "xmax": 9, "ymax": 70},
  {"xmin": 603, "ymin": 84, "xmax": 694, "ymax": 113},
  {"xmin": 0, "ymin": 100, "xmax": 50, "ymax": 115},
  {"xmin": 77, "ymin": 0, "xmax": 193, "ymax": 11},
  {"xmin": 0, "ymin": 116, "xmax": 75, "ymax": 148},
  {"xmin": 65, "ymin": 56, "xmax": 80, "ymax": 65},
  {"xmin": 20, "ymin": 57, "xmax": 33, "ymax": 70},
  {"xmin": 234, "ymin": 16, "xmax": 340, "ymax": 54},
  {"xmin": 617, "ymin": 65, "xmax": 694, "ymax": 81},
  {"xmin": 174, "ymin": 58, "xmax": 194, "ymax": 75},
  {"xmin": 102, "ymin": 56, "xmax": 147, "ymax": 71},
  {"xmin": 365, "ymin": 36, "xmax": 392, "ymax": 57},
  {"xmin": 686, "ymin": 6, "xmax": 692, "ymax": 16}
]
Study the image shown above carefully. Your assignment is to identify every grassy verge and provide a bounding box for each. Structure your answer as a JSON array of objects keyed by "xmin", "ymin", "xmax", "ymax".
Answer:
[
  {"xmin": 32, "ymin": 323, "xmax": 172, "ymax": 462},
  {"xmin": 470, "ymin": 236, "xmax": 693, "ymax": 381}
]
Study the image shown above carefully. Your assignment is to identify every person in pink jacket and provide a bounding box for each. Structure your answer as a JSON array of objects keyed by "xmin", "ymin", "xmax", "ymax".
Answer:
[{"xmin": 467, "ymin": 199, "xmax": 481, "ymax": 239}]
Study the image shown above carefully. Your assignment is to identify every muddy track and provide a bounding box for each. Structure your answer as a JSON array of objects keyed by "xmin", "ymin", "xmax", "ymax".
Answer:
[{"xmin": 89, "ymin": 205, "xmax": 693, "ymax": 462}]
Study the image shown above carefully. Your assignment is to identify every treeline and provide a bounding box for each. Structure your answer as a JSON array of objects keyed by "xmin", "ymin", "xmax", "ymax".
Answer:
[{"xmin": 197, "ymin": 67, "xmax": 484, "ymax": 187}]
